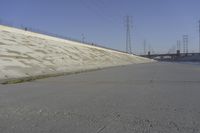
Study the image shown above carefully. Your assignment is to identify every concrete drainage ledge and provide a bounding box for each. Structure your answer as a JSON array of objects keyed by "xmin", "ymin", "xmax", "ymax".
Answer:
[
  {"xmin": 0, "ymin": 65, "xmax": 124, "ymax": 85},
  {"xmin": 0, "ymin": 62, "xmax": 156, "ymax": 85}
]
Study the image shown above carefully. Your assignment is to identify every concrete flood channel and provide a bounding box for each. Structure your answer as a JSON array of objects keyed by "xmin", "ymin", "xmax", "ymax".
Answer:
[
  {"xmin": 0, "ymin": 62, "xmax": 200, "ymax": 133},
  {"xmin": 0, "ymin": 25, "xmax": 152, "ymax": 82}
]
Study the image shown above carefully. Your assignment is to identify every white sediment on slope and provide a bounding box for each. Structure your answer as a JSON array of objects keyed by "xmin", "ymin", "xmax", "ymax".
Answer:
[{"xmin": 0, "ymin": 25, "xmax": 153, "ymax": 82}]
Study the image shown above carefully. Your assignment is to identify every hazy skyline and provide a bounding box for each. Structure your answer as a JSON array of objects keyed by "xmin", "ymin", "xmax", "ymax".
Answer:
[{"xmin": 0, "ymin": 0, "xmax": 200, "ymax": 54}]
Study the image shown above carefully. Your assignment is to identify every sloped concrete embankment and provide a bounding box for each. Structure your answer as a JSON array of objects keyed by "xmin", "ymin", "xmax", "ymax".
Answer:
[{"xmin": 0, "ymin": 25, "xmax": 153, "ymax": 84}]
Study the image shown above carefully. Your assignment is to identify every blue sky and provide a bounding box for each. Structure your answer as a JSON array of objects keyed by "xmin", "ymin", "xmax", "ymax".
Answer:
[{"xmin": 0, "ymin": 0, "xmax": 200, "ymax": 54}]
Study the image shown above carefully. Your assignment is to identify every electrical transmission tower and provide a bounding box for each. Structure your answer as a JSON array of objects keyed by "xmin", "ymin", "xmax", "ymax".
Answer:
[
  {"xmin": 125, "ymin": 16, "xmax": 133, "ymax": 54},
  {"xmin": 183, "ymin": 35, "xmax": 189, "ymax": 54},
  {"xmin": 199, "ymin": 20, "xmax": 200, "ymax": 53},
  {"xmin": 177, "ymin": 40, "xmax": 181, "ymax": 52}
]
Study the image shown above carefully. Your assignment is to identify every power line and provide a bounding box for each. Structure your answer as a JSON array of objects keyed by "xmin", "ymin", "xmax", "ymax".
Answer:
[
  {"xmin": 79, "ymin": 0, "xmax": 116, "ymax": 24},
  {"xmin": 89, "ymin": 0, "xmax": 120, "ymax": 23},
  {"xmin": 96, "ymin": 0, "xmax": 107, "ymax": 7}
]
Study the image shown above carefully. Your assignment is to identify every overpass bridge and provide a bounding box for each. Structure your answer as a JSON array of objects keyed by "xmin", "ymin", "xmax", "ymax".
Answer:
[{"xmin": 140, "ymin": 51, "xmax": 200, "ymax": 61}]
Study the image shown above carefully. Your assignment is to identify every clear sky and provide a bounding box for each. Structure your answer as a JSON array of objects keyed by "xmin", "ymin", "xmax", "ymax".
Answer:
[{"xmin": 0, "ymin": 0, "xmax": 200, "ymax": 54}]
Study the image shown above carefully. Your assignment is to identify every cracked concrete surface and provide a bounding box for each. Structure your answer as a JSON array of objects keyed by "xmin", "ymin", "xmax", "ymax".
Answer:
[{"xmin": 0, "ymin": 62, "xmax": 200, "ymax": 133}]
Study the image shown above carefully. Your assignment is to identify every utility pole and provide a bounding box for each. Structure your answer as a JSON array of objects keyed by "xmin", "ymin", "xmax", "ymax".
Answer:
[
  {"xmin": 125, "ymin": 16, "xmax": 133, "ymax": 54},
  {"xmin": 81, "ymin": 33, "xmax": 85, "ymax": 43},
  {"xmin": 148, "ymin": 44, "xmax": 151, "ymax": 55},
  {"xmin": 143, "ymin": 40, "xmax": 147, "ymax": 55}
]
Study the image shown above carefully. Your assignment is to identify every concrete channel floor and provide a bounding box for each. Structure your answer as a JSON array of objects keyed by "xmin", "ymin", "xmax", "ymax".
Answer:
[{"xmin": 0, "ymin": 62, "xmax": 200, "ymax": 133}]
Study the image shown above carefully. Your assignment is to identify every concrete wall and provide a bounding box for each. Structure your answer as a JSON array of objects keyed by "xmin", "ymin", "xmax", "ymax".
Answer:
[{"xmin": 0, "ymin": 25, "xmax": 153, "ymax": 83}]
